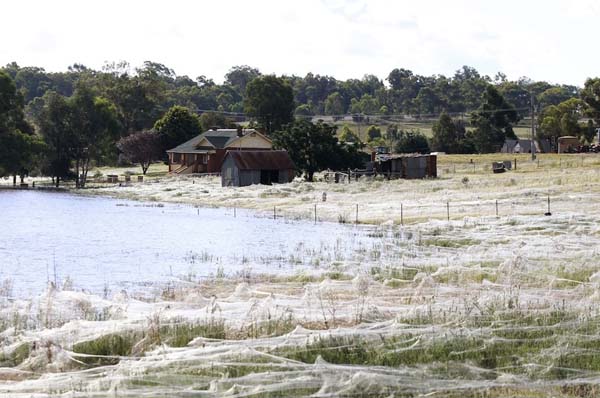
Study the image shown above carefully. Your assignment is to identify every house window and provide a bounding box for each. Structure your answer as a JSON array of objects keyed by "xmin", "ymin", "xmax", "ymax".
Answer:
[
  {"xmin": 202, "ymin": 154, "xmax": 208, "ymax": 164},
  {"xmin": 173, "ymin": 153, "xmax": 181, "ymax": 163}
]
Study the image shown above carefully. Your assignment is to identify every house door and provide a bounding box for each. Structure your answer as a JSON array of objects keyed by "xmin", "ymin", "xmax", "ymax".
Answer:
[{"xmin": 260, "ymin": 170, "xmax": 279, "ymax": 185}]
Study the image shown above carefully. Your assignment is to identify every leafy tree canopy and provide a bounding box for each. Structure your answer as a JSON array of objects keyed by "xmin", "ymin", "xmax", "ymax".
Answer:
[
  {"xmin": 431, "ymin": 113, "xmax": 473, "ymax": 153},
  {"xmin": 394, "ymin": 130, "xmax": 430, "ymax": 154},
  {"xmin": 582, "ymin": 78, "xmax": 600, "ymax": 126},
  {"xmin": 470, "ymin": 86, "xmax": 519, "ymax": 153},
  {"xmin": 539, "ymin": 98, "xmax": 590, "ymax": 143},
  {"xmin": 198, "ymin": 111, "xmax": 236, "ymax": 132},
  {"xmin": 116, "ymin": 130, "xmax": 162, "ymax": 174},
  {"xmin": 244, "ymin": 75, "xmax": 294, "ymax": 134},
  {"xmin": 225, "ymin": 65, "xmax": 261, "ymax": 93},
  {"xmin": 0, "ymin": 71, "xmax": 43, "ymax": 180},
  {"xmin": 154, "ymin": 105, "xmax": 202, "ymax": 153},
  {"xmin": 271, "ymin": 120, "xmax": 364, "ymax": 181}
]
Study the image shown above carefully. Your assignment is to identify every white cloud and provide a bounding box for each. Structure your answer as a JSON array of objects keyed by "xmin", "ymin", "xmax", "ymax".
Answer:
[{"xmin": 1, "ymin": 0, "xmax": 599, "ymax": 85}]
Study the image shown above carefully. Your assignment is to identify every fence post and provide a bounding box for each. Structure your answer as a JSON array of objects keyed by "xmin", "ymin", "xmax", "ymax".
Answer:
[
  {"xmin": 314, "ymin": 204, "xmax": 317, "ymax": 224},
  {"xmin": 401, "ymin": 203, "xmax": 404, "ymax": 226},
  {"xmin": 514, "ymin": 158, "xmax": 517, "ymax": 170},
  {"xmin": 447, "ymin": 202, "xmax": 450, "ymax": 221},
  {"xmin": 234, "ymin": 206, "xmax": 236, "ymax": 218},
  {"xmin": 273, "ymin": 206, "xmax": 276, "ymax": 220},
  {"xmin": 545, "ymin": 196, "xmax": 552, "ymax": 216},
  {"xmin": 495, "ymin": 200, "xmax": 498, "ymax": 217},
  {"xmin": 355, "ymin": 204, "xmax": 358, "ymax": 224}
]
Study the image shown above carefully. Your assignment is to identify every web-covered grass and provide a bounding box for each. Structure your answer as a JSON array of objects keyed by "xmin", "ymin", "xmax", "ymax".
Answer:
[{"xmin": 2, "ymin": 198, "xmax": 600, "ymax": 396}]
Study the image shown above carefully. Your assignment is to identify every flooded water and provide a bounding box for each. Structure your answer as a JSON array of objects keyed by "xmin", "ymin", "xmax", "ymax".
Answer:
[{"xmin": 0, "ymin": 190, "xmax": 374, "ymax": 297}]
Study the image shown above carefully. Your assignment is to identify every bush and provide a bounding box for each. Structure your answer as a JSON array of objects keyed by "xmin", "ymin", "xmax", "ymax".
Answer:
[
  {"xmin": 366, "ymin": 125, "xmax": 381, "ymax": 141},
  {"xmin": 395, "ymin": 130, "xmax": 430, "ymax": 154}
]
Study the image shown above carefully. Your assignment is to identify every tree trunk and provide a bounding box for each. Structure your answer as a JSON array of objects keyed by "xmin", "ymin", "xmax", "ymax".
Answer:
[
  {"xmin": 307, "ymin": 171, "xmax": 314, "ymax": 182},
  {"xmin": 75, "ymin": 157, "xmax": 80, "ymax": 188},
  {"xmin": 55, "ymin": 176, "xmax": 60, "ymax": 188},
  {"xmin": 81, "ymin": 157, "xmax": 90, "ymax": 188},
  {"xmin": 12, "ymin": 174, "xmax": 16, "ymax": 186}
]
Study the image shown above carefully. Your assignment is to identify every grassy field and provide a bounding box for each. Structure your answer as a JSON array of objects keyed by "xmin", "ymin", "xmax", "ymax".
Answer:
[
  {"xmin": 84, "ymin": 153, "xmax": 600, "ymax": 225},
  {"xmin": 2, "ymin": 154, "xmax": 600, "ymax": 396},
  {"xmin": 334, "ymin": 120, "xmax": 533, "ymax": 141},
  {"xmin": 91, "ymin": 163, "xmax": 170, "ymax": 179}
]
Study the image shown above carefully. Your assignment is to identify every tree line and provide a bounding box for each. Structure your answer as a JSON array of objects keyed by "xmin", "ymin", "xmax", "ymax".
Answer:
[
  {"xmin": 1, "ymin": 62, "xmax": 582, "ymax": 121},
  {"xmin": 1, "ymin": 60, "xmax": 599, "ymax": 183}
]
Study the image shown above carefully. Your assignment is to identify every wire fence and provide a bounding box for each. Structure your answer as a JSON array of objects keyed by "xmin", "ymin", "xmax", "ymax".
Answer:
[
  {"xmin": 3, "ymin": 155, "xmax": 599, "ymax": 225},
  {"xmin": 219, "ymin": 192, "xmax": 566, "ymax": 226},
  {"xmin": 437, "ymin": 155, "xmax": 600, "ymax": 175}
]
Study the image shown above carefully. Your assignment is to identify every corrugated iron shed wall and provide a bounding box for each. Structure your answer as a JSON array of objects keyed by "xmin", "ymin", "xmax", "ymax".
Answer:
[
  {"xmin": 227, "ymin": 150, "xmax": 295, "ymax": 170},
  {"xmin": 221, "ymin": 150, "xmax": 296, "ymax": 187},
  {"xmin": 375, "ymin": 154, "xmax": 436, "ymax": 179}
]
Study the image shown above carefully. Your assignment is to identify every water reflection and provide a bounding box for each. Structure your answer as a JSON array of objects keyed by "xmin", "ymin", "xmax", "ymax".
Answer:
[{"xmin": 0, "ymin": 190, "xmax": 371, "ymax": 296}]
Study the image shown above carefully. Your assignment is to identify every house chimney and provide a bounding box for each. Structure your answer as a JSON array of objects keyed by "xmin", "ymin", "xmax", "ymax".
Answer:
[{"xmin": 237, "ymin": 125, "xmax": 243, "ymax": 137}]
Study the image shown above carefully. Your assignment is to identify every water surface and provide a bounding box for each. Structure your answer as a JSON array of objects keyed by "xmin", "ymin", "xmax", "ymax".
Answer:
[{"xmin": 0, "ymin": 190, "xmax": 373, "ymax": 296}]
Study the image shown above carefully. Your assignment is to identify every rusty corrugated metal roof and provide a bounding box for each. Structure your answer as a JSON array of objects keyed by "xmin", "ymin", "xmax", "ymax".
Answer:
[
  {"xmin": 225, "ymin": 150, "xmax": 296, "ymax": 170},
  {"xmin": 376, "ymin": 153, "xmax": 435, "ymax": 162}
]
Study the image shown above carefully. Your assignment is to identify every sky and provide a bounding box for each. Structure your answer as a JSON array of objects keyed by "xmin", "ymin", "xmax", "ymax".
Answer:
[{"xmin": 1, "ymin": 0, "xmax": 599, "ymax": 86}]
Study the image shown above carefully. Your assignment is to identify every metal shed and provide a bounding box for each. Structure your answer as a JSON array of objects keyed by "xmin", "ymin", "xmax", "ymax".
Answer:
[
  {"xmin": 557, "ymin": 136, "xmax": 580, "ymax": 153},
  {"xmin": 221, "ymin": 150, "xmax": 296, "ymax": 187},
  {"xmin": 375, "ymin": 154, "xmax": 437, "ymax": 179}
]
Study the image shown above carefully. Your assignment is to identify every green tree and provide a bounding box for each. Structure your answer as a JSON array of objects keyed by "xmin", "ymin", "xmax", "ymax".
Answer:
[
  {"xmin": 154, "ymin": 105, "xmax": 202, "ymax": 153},
  {"xmin": 366, "ymin": 125, "xmax": 381, "ymax": 141},
  {"xmin": 271, "ymin": 120, "xmax": 363, "ymax": 181},
  {"xmin": 582, "ymin": 78, "xmax": 600, "ymax": 126},
  {"xmin": 244, "ymin": 75, "xmax": 294, "ymax": 134},
  {"xmin": 349, "ymin": 94, "xmax": 380, "ymax": 114},
  {"xmin": 537, "ymin": 86, "xmax": 578, "ymax": 109},
  {"xmin": 414, "ymin": 87, "xmax": 440, "ymax": 114},
  {"xmin": 431, "ymin": 113, "xmax": 473, "ymax": 153},
  {"xmin": 13, "ymin": 66, "xmax": 53, "ymax": 102},
  {"xmin": 0, "ymin": 71, "xmax": 43, "ymax": 183},
  {"xmin": 104, "ymin": 74, "xmax": 161, "ymax": 135},
  {"xmin": 394, "ymin": 130, "xmax": 430, "ymax": 154},
  {"xmin": 0, "ymin": 130, "xmax": 45, "ymax": 183},
  {"xmin": 198, "ymin": 111, "xmax": 235, "ymax": 131},
  {"xmin": 454, "ymin": 65, "xmax": 491, "ymax": 111},
  {"xmin": 216, "ymin": 92, "xmax": 234, "ymax": 111},
  {"xmin": 69, "ymin": 87, "xmax": 121, "ymax": 187},
  {"xmin": 470, "ymin": 86, "xmax": 519, "ymax": 153},
  {"xmin": 581, "ymin": 119, "xmax": 596, "ymax": 144},
  {"xmin": 116, "ymin": 130, "xmax": 162, "ymax": 174},
  {"xmin": 538, "ymin": 98, "xmax": 588, "ymax": 143},
  {"xmin": 386, "ymin": 125, "xmax": 400, "ymax": 142},
  {"xmin": 497, "ymin": 81, "xmax": 531, "ymax": 118},
  {"xmin": 225, "ymin": 65, "xmax": 261, "ymax": 94},
  {"xmin": 339, "ymin": 125, "xmax": 359, "ymax": 143},
  {"xmin": 324, "ymin": 92, "xmax": 345, "ymax": 115},
  {"xmin": 294, "ymin": 104, "xmax": 314, "ymax": 116},
  {"xmin": 584, "ymin": 120, "xmax": 596, "ymax": 144},
  {"xmin": 36, "ymin": 91, "xmax": 74, "ymax": 187}
]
